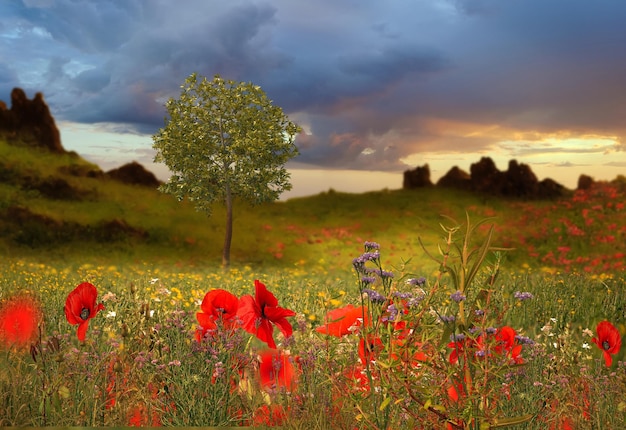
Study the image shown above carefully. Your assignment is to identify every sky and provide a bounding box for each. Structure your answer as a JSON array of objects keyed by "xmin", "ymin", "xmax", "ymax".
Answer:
[{"xmin": 1, "ymin": 0, "xmax": 626, "ymax": 200}]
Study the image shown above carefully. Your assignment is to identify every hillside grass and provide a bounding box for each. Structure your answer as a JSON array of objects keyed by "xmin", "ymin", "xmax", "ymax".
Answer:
[{"xmin": 1, "ymin": 136, "xmax": 625, "ymax": 277}]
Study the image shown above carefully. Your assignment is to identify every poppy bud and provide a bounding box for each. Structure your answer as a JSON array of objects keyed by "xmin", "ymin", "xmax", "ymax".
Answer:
[
  {"xmin": 30, "ymin": 343, "xmax": 40, "ymax": 362},
  {"xmin": 130, "ymin": 283, "xmax": 137, "ymax": 295},
  {"xmin": 113, "ymin": 360, "xmax": 123, "ymax": 372},
  {"xmin": 48, "ymin": 336, "xmax": 61, "ymax": 353},
  {"xmin": 121, "ymin": 323, "xmax": 130, "ymax": 338}
]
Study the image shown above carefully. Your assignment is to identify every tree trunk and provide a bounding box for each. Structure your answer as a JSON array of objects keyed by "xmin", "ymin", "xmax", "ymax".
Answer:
[{"xmin": 222, "ymin": 183, "xmax": 233, "ymax": 269}]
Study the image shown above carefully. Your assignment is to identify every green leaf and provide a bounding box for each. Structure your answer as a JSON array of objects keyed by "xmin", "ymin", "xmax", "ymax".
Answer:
[{"xmin": 379, "ymin": 396, "xmax": 392, "ymax": 411}]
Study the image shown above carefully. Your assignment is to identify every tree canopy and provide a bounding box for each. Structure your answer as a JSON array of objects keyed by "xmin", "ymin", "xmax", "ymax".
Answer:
[{"xmin": 152, "ymin": 73, "xmax": 301, "ymax": 266}]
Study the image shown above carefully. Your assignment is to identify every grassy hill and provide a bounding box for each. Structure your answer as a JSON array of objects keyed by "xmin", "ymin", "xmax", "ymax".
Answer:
[{"xmin": 1, "ymin": 136, "xmax": 625, "ymax": 275}]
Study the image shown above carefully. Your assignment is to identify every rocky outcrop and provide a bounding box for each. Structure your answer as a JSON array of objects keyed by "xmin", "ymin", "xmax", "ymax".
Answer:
[
  {"xmin": 0, "ymin": 88, "xmax": 64, "ymax": 153},
  {"xmin": 437, "ymin": 166, "xmax": 471, "ymax": 190},
  {"xmin": 1, "ymin": 88, "xmax": 161, "ymax": 189},
  {"xmin": 577, "ymin": 174, "xmax": 594, "ymax": 190},
  {"xmin": 106, "ymin": 161, "xmax": 162, "ymax": 188},
  {"xmin": 405, "ymin": 157, "xmax": 568, "ymax": 199},
  {"xmin": 403, "ymin": 164, "xmax": 433, "ymax": 188}
]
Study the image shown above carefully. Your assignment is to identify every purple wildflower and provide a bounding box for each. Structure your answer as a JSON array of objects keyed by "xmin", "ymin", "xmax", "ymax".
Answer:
[
  {"xmin": 362, "ymin": 288, "xmax": 386, "ymax": 304},
  {"xmin": 382, "ymin": 303, "xmax": 399, "ymax": 322},
  {"xmin": 374, "ymin": 269, "xmax": 394, "ymax": 279},
  {"xmin": 364, "ymin": 241, "xmax": 380, "ymax": 251},
  {"xmin": 352, "ymin": 251, "xmax": 380, "ymax": 270},
  {"xmin": 406, "ymin": 277, "xmax": 426, "ymax": 286},
  {"xmin": 514, "ymin": 291, "xmax": 534, "ymax": 301},
  {"xmin": 450, "ymin": 290, "xmax": 466, "ymax": 303},
  {"xmin": 361, "ymin": 276, "xmax": 377, "ymax": 285},
  {"xmin": 450, "ymin": 333, "xmax": 466, "ymax": 342},
  {"xmin": 515, "ymin": 335, "xmax": 535, "ymax": 345},
  {"xmin": 440, "ymin": 315, "xmax": 456, "ymax": 324}
]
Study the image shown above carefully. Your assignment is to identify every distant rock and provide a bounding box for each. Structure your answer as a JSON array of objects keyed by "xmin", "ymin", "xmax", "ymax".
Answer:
[
  {"xmin": 577, "ymin": 174, "xmax": 594, "ymax": 190},
  {"xmin": 106, "ymin": 161, "xmax": 162, "ymax": 188},
  {"xmin": 0, "ymin": 88, "xmax": 64, "ymax": 153},
  {"xmin": 403, "ymin": 164, "xmax": 433, "ymax": 188},
  {"xmin": 404, "ymin": 156, "xmax": 568, "ymax": 199},
  {"xmin": 437, "ymin": 166, "xmax": 472, "ymax": 190}
]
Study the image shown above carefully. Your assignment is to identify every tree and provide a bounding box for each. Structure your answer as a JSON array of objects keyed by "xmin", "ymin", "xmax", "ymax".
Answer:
[{"xmin": 152, "ymin": 73, "xmax": 301, "ymax": 268}]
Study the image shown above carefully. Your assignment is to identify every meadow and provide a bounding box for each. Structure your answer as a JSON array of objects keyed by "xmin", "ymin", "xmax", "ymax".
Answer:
[
  {"xmin": 1, "ymin": 137, "xmax": 626, "ymax": 428},
  {"xmin": 1, "ymin": 209, "xmax": 625, "ymax": 428}
]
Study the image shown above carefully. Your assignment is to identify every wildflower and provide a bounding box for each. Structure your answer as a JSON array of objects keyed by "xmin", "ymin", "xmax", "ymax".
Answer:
[
  {"xmin": 358, "ymin": 335, "xmax": 384, "ymax": 365},
  {"xmin": 363, "ymin": 241, "xmax": 380, "ymax": 251},
  {"xmin": 64, "ymin": 282, "xmax": 104, "ymax": 342},
  {"xmin": 352, "ymin": 251, "xmax": 380, "ymax": 271},
  {"xmin": 382, "ymin": 303, "xmax": 399, "ymax": 322},
  {"xmin": 360, "ymin": 276, "xmax": 377, "ymax": 285},
  {"xmin": 315, "ymin": 304, "xmax": 369, "ymax": 337},
  {"xmin": 591, "ymin": 320, "xmax": 622, "ymax": 367},
  {"xmin": 514, "ymin": 291, "xmax": 534, "ymax": 301},
  {"xmin": 362, "ymin": 288, "xmax": 386, "ymax": 304},
  {"xmin": 447, "ymin": 336, "xmax": 476, "ymax": 364},
  {"xmin": 0, "ymin": 294, "xmax": 42, "ymax": 350},
  {"xmin": 258, "ymin": 349, "xmax": 297, "ymax": 392},
  {"xmin": 440, "ymin": 315, "xmax": 456, "ymax": 324},
  {"xmin": 406, "ymin": 277, "xmax": 426, "ymax": 286},
  {"xmin": 515, "ymin": 335, "xmax": 535, "ymax": 345},
  {"xmin": 373, "ymin": 269, "xmax": 394, "ymax": 279},
  {"xmin": 237, "ymin": 280, "xmax": 295, "ymax": 349},
  {"xmin": 450, "ymin": 290, "xmax": 466, "ymax": 303},
  {"xmin": 495, "ymin": 326, "xmax": 523, "ymax": 364},
  {"xmin": 196, "ymin": 289, "xmax": 239, "ymax": 340}
]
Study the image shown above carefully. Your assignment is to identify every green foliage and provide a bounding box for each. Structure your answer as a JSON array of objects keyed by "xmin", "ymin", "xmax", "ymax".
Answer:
[{"xmin": 152, "ymin": 73, "xmax": 301, "ymax": 213}]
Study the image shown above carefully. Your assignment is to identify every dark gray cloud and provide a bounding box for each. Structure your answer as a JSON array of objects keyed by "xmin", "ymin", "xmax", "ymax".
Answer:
[{"xmin": 1, "ymin": 0, "xmax": 625, "ymax": 173}]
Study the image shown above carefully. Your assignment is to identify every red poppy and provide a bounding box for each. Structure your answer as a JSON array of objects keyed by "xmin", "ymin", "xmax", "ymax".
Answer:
[
  {"xmin": 495, "ymin": 326, "xmax": 523, "ymax": 364},
  {"xmin": 591, "ymin": 320, "xmax": 622, "ymax": 367},
  {"xmin": 343, "ymin": 364, "xmax": 371, "ymax": 392},
  {"xmin": 196, "ymin": 289, "xmax": 239, "ymax": 340},
  {"xmin": 258, "ymin": 349, "xmax": 298, "ymax": 392},
  {"xmin": 358, "ymin": 335, "xmax": 384, "ymax": 365},
  {"xmin": 447, "ymin": 336, "xmax": 478, "ymax": 364},
  {"xmin": 315, "ymin": 304, "xmax": 369, "ymax": 337},
  {"xmin": 237, "ymin": 280, "xmax": 295, "ymax": 349},
  {"xmin": 0, "ymin": 294, "xmax": 42, "ymax": 350},
  {"xmin": 64, "ymin": 282, "xmax": 105, "ymax": 342}
]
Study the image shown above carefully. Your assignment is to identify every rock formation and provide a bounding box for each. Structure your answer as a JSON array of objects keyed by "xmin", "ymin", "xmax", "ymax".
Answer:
[
  {"xmin": 1, "ymin": 88, "xmax": 161, "ymax": 188},
  {"xmin": 0, "ymin": 88, "xmax": 64, "ymax": 153},
  {"xmin": 106, "ymin": 161, "xmax": 162, "ymax": 188},
  {"xmin": 436, "ymin": 166, "xmax": 471, "ymax": 190},
  {"xmin": 403, "ymin": 164, "xmax": 433, "ymax": 188},
  {"xmin": 404, "ymin": 156, "xmax": 567, "ymax": 199}
]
